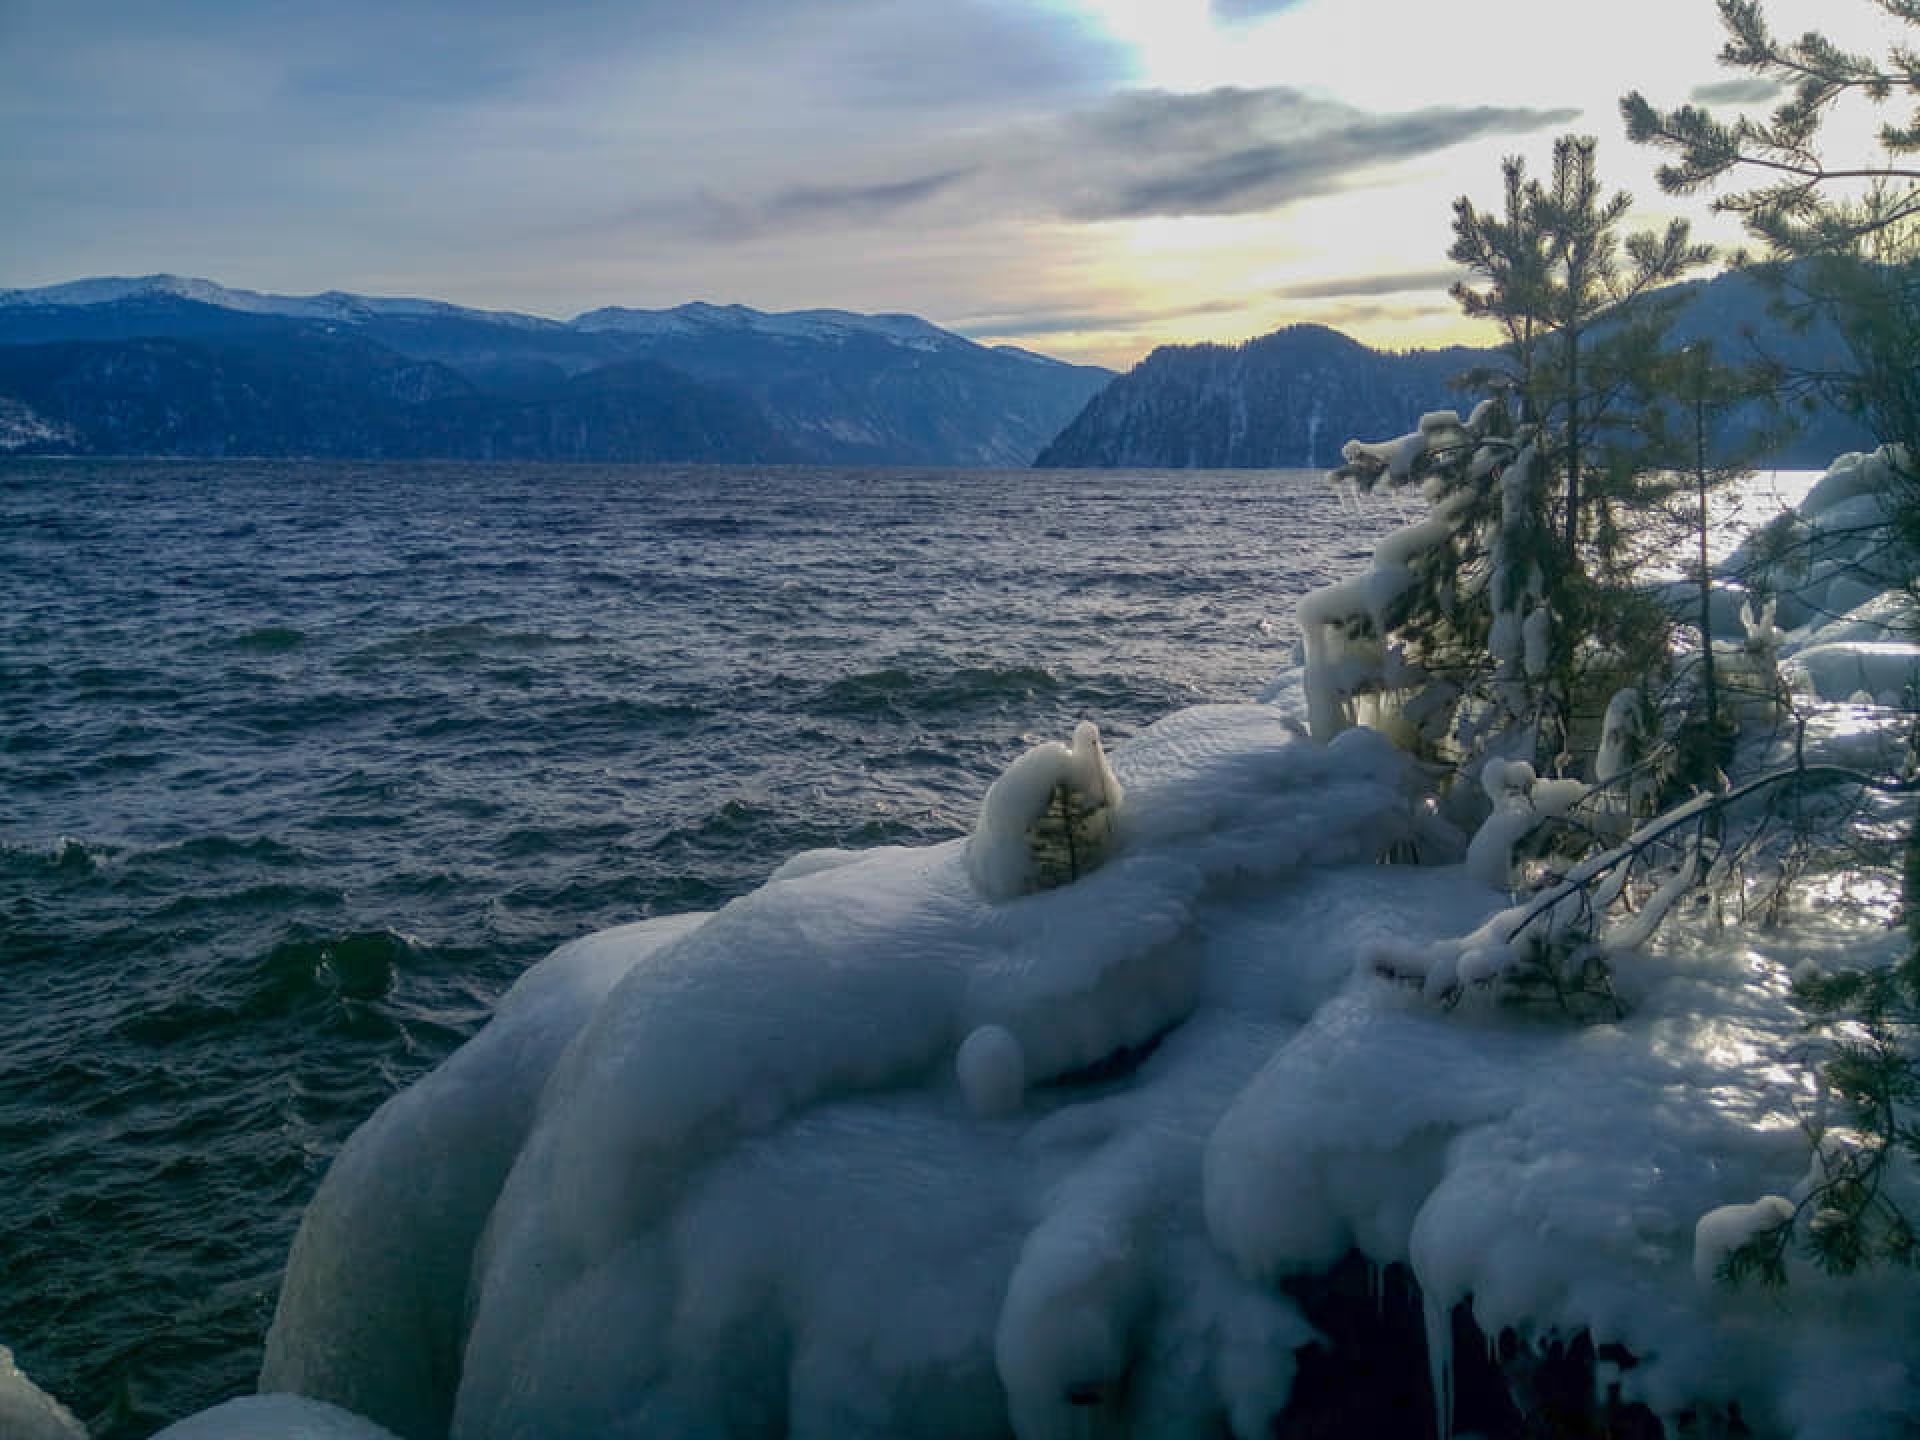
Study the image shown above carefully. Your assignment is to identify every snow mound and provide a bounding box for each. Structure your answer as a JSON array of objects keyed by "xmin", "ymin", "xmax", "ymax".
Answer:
[
  {"xmin": 154, "ymin": 1397, "xmax": 408, "ymax": 1440},
  {"xmin": 152, "ymin": 1394, "xmax": 405, "ymax": 1440},
  {"xmin": 1786, "ymin": 640, "xmax": 1920, "ymax": 705},
  {"xmin": 239, "ymin": 686, "xmax": 1920, "ymax": 1439},
  {"xmin": 253, "ymin": 706, "xmax": 1435, "ymax": 1440}
]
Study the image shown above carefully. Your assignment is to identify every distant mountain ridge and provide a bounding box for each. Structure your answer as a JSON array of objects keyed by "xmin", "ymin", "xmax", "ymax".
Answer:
[
  {"xmin": 0, "ymin": 275, "xmax": 1111, "ymax": 466},
  {"xmin": 1036, "ymin": 267, "xmax": 1875, "ymax": 470},
  {"xmin": 1037, "ymin": 325, "xmax": 1482, "ymax": 470}
]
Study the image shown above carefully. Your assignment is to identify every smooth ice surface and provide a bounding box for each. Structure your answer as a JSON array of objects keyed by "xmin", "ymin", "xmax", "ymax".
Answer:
[
  {"xmin": 176, "ymin": 447, "xmax": 1920, "ymax": 1439},
  {"xmin": 956, "ymin": 1023, "xmax": 1027, "ymax": 1117}
]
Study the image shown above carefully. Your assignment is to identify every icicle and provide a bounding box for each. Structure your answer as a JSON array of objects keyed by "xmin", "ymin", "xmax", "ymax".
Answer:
[{"xmin": 1422, "ymin": 1289, "xmax": 1454, "ymax": 1440}]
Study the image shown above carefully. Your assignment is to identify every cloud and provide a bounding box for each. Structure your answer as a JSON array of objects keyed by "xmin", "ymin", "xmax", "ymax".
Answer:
[
  {"xmin": 1273, "ymin": 268, "xmax": 1469, "ymax": 300},
  {"xmin": 956, "ymin": 296, "xmax": 1251, "ymax": 339},
  {"xmin": 1296, "ymin": 298, "xmax": 1460, "ymax": 334},
  {"xmin": 1044, "ymin": 88, "xmax": 1582, "ymax": 220},
  {"xmin": 769, "ymin": 168, "xmax": 980, "ymax": 222},
  {"xmin": 606, "ymin": 84, "xmax": 1583, "ymax": 251},
  {"xmin": 788, "ymin": 3, "xmax": 1127, "ymax": 108},
  {"xmin": 1688, "ymin": 77, "xmax": 1784, "ymax": 105},
  {"xmin": 1210, "ymin": 0, "xmax": 1310, "ymax": 18}
]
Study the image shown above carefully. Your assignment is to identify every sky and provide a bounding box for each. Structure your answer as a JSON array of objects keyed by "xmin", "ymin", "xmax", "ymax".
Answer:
[{"xmin": 0, "ymin": 0, "xmax": 1898, "ymax": 370}]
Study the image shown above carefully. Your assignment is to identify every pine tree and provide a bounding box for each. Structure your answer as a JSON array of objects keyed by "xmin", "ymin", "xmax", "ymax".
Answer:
[
  {"xmin": 1445, "ymin": 135, "xmax": 1713, "ymax": 765},
  {"xmin": 1624, "ymin": 0, "xmax": 1920, "ymax": 1284},
  {"xmin": 1621, "ymin": 0, "xmax": 1920, "ymax": 257},
  {"xmin": 1622, "ymin": 0, "xmax": 1920, "ymax": 514}
]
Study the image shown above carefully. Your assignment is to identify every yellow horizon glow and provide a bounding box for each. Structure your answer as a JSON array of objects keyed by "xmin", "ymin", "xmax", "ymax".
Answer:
[{"xmin": 1010, "ymin": 0, "xmax": 1904, "ymax": 373}]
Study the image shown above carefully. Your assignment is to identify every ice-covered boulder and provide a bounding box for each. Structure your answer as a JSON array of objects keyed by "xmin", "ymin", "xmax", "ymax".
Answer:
[
  {"xmin": 170, "ymin": 446, "xmax": 1920, "ymax": 1440},
  {"xmin": 0, "ymin": 1344, "xmax": 85, "ymax": 1440},
  {"xmin": 152, "ymin": 1394, "xmax": 405, "ymax": 1440},
  {"xmin": 258, "ymin": 706, "xmax": 1431, "ymax": 1440},
  {"xmin": 260, "ymin": 912, "xmax": 708, "ymax": 1440}
]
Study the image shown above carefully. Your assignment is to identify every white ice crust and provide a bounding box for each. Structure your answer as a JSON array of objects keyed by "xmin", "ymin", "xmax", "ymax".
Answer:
[
  {"xmin": 160, "ymin": 448, "xmax": 1920, "ymax": 1440},
  {"xmin": 152, "ymin": 1395, "xmax": 406, "ymax": 1439},
  {"xmin": 0, "ymin": 1344, "xmax": 86, "ymax": 1440}
]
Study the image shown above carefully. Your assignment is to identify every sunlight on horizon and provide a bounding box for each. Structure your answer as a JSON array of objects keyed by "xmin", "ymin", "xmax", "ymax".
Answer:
[{"xmin": 1023, "ymin": 0, "xmax": 1918, "ymax": 372}]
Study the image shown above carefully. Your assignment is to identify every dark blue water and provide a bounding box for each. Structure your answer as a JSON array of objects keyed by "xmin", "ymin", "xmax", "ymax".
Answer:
[{"xmin": 0, "ymin": 458, "xmax": 1383, "ymax": 1436}]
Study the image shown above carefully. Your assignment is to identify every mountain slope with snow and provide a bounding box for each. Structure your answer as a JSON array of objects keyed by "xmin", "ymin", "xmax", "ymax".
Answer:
[{"xmin": 0, "ymin": 277, "xmax": 1111, "ymax": 466}]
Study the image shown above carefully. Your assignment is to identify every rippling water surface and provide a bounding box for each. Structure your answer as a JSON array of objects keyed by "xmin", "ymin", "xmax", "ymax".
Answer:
[{"xmin": 0, "ymin": 457, "xmax": 1391, "ymax": 1435}]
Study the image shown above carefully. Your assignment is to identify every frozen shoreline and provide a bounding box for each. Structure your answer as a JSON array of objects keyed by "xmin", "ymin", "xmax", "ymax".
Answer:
[{"xmin": 13, "ymin": 453, "xmax": 1920, "ymax": 1440}]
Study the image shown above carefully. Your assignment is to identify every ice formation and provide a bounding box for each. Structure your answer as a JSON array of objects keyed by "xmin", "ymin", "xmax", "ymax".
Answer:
[
  {"xmin": 0, "ymin": 1343, "xmax": 86, "ymax": 1440},
  {"xmin": 955, "ymin": 1023, "xmax": 1026, "ymax": 1117},
  {"xmin": 1462, "ymin": 759, "xmax": 1588, "ymax": 889},
  {"xmin": 1693, "ymin": 1197, "xmax": 1795, "ymax": 1290},
  {"xmin": 152, "ymin": 1395, "xmax": 404, "ymax": 1440},
  {"xmin": 147, "ymin": 449, "xmax": 1920, "ymax": 1439},
  {"xmin": 966, "ymin": 719, "xmax": 1123, "ymax": 899},
  {"xmin": 1594, "ymin": 687, "xmax": 1642, "ymax": 786}
]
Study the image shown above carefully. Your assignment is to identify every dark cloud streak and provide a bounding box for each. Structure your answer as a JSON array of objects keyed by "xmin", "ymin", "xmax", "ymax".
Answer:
[
  {"xmin": 770, "ymin": 168, "xmax": 979, "ymax": 220},
  {"xmin": 613, "ymin": 85, "xmax": 1586, "ymax": 245},
  {"xmin": 1274, "ymin": 268, "xmax": 1469, "ymax": 300},
  {"xmin": 1057, "ymin": 90, "xmax": 1582, "ymax": 220},
  {"xmin": 959, "ymin": 296, "xmax": 1251, "ymax": 340}
]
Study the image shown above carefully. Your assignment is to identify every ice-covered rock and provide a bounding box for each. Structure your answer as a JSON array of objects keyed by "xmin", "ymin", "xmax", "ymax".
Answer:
[
  {"xmin": 152, "ymin": 1394, "xmax": 406, "ymax": 1440},
  {"xmin": 0, "ymin": 1344, "xmax": 85, "ymax": 1440},
  {"xmin": 256, "ymin": 706, "xmax": 1430, "ymax": 1440},
  {"xmin": 162, "ymin": 445, "xmax": 1920, "ymax": 1440}
]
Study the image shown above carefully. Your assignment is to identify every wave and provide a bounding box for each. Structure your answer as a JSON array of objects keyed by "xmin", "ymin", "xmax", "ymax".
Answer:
[
  {"xmin": 0, "ymin": 834, "xmax": 115, "ymax": 877},
  {"xmin": 123, "ymin": 834, "xmax": 307, "ymax": 873},
  {"xmin": 250, "ymin": 928, "xmax": 418, "ymax": 1009}
]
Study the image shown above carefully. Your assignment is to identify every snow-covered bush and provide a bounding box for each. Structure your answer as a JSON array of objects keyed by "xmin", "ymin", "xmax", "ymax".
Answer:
[
  {"xmin": 1306, "ymin": 402, "xmax": 1556, "ymax": 782},
  {"xmin": 967, "ymin": 721, "xmax": 1123, "ymax": 899}
]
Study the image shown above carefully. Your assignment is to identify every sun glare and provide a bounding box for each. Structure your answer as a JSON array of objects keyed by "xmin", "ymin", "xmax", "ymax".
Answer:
[{"xmin": 1073, "ymin": 0, "xmax": 1239, "ymax": 90}]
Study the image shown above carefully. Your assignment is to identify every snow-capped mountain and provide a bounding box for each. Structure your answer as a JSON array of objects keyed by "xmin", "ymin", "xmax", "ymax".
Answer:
[
  {"xmin": 0, "ymin": 274, "xmax": 567, "ymax": 331},
  {"xmin": 0, "ymin": 276, "xmax": 1112, "ymax": 465},
  {"xmin": 572, "ymin": 300, "xmax": 960, "ymax": 353}
]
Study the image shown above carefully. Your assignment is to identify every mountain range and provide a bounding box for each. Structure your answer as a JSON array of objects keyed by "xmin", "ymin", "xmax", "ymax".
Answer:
[
  {"xmin": 0, "ymin": 276, "xmax": 1112, "ymax": 467},
  {"xmin": 1037, "ymin": 266, "xmax": 1875, "ymax": 470},
  {"xmin": 0, "ymin": 268, "xmax": 1879, "ymax": 470}
]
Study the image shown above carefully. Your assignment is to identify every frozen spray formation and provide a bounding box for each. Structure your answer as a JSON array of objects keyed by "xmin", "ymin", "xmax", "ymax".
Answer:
[{"xmin": 143, "ymin": 448, "xmax": 1920, "ymax": 1440}]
